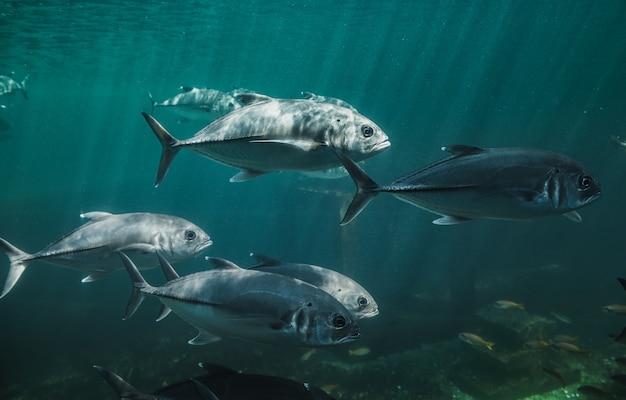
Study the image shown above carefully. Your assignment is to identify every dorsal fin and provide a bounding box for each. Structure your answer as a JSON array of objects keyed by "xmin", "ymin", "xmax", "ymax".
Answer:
[
  {"xmin": 441, "ymin": 145, "xmax": 485, "ymax": 157},
  {"xmin": 198, "ymin": 362, "xmax": 238, "ymax": 377},
  {"xmin": 249, "ymin": 253, "xmax": 281, "ymax": 267},
  {"xmin": 205, "ymin": 256, "xmax": 242, "ymax": 270},
  {"xmin": 80, "ymin": 211, "xmax": 113, "ymax": 221},
  {"xmin": 235, "ymin": 93, "xmax": 272, "ymax": 106}
]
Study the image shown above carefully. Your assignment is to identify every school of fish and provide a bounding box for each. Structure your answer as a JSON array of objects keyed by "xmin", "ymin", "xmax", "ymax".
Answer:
[{"xmin": 1, "ymin": 80, "xmax": 606, "ymax": 399}]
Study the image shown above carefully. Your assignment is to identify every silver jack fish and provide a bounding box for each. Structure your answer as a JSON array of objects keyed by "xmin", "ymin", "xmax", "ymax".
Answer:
[
  {"xmin": 249, "ymin": 253, "xmax": 379, "ymax": 319},
  {"xmin": 0, "ymin": 211, "xmax": 212, "ymax": 298},
  {"xmin": 335, "ymin": 145, "xmax": 601, "ymax": 225},
  {"xmin": 149, "ymin": 86, "xmax": 242, "ymax": 121},
  {"xmin": 121, "ymin": 252, "xmax": 360, "ymax": 347},
  {"xmin": 95, "ymin": 362, "xmax": 336, "ymax": 400},
  {"xmin": 0, "ymin": 74, "xmax": 28, "ymax": 108},
  {"xmin": 142, "ymin": 93, "xmax": 390, "ymax": 186}
]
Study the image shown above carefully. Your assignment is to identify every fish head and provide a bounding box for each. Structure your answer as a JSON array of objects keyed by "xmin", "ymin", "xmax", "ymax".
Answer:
[
  {"xmin": 157, "ymin": 218, "xmax": 213, "ymax": 260},
  {"xmin": 329, "ymin": 112, "xmax": 390, "ymax": 160},
  {"xmin": 545, "ymin": 165, "xmax": 601, "ymax": 211},
  {"xmin": 293, "ymin": 301, "xmax": 361, "ymax": 346}
]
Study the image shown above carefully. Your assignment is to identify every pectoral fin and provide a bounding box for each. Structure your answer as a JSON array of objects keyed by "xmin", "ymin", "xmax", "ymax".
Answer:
[
  {"xmin": 562, "ymin": 211, "xmax": 582, "ymax": 222},
  {"xmin": 81, "ymin": 271, "xmax": 113, "ymax": 283},
  {"xmin": 189, "ymin": 330, "xmax": 221, "ymax": 345}
]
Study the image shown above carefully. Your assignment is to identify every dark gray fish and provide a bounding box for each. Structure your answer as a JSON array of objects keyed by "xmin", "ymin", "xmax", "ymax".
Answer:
[
  {"xmin": 142, "ymin": 93, "xmax": 390, "ymax": 186},
  {"xmin": 0, "ymin": 74, "xmax": 28, "ymax": 107},
  {"xmin": 95, "ymin": 363, "xmax": 335, "ymax": 400},
  {"xmin": 0, "ymin": 211, "xmax": 212, "ymax": 298},
  {"xmin": 577, "ymin": 385, "xmax": 615, "ymax": 398},
  {"xmin": 335, "ymin": 145, "xmax": 601, "ymax": 225},
  {"xmin": 301, "ymin": 91, "xmax": 358, "ymax": 112},
  {"xmin": 542, "ymin": 367, "xmax": 566, "ymax": 387},
  {"xmin": 121, "ymin": 252, "xmax": 360, "ymax": 347},
  {"xmin": 149, "ymin": 86, "xmax": 241, "ymax": 121},
  {"xmin": 248, "ymin": 253, "xmax": 379, "ymax": 319},
  {"xmin": 607, "ymin": 326, "xmax": 626, "ymax": 343},
  {"xmin": 610, "ymin": 374, "xmax": 626, "ymax": 386}
]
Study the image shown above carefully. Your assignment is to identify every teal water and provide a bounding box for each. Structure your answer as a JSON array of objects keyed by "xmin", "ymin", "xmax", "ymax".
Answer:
[{"xmin": 1, "ymin": 1, "xmax": 626, "ymax": 399}]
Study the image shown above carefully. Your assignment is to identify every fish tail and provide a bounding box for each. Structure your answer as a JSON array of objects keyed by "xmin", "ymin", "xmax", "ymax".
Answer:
[
  {"xmin": 147, "ymin": 91, "xmax": 156, "ymax": 114},
  {"xmin": 93, "ymin": 366, "xmax": 143, "ymax": 397},
  {"xmin": 334, "ymin": 150, "xmax": 380, "ymax": 225},
  {"xmin": 486, "ymin": 341, "xmax": 495, "ymax": 351},
  {"xmin": 118, "ymin": 251, "xmax": 151, "ymax": 320},
  {"xmin": 0, "ymin": 237, "xmax": 32, "ymax": 299},
  {"xmin": 141, "ymin": 112, "xmax": 181, "ymax": 187},
  {"xmin": 20, "ymin": 75, "xmax": 28, "ymax": 99}
]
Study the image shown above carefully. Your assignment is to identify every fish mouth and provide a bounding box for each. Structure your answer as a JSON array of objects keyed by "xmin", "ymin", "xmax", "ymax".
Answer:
[
  {"xmin": 336, "ymin": 332, "xmax": 361, "ymax": 344},
  {"xmin": 371, "ymin": 140, "xmax": 391, "ymax": 153},
  {"xmin": 195, "ymin": 239, "xmax": 214, "ymax": 252},
  {"xmin": 584, "ymin": 191, "xmax": 602, "ymax": 204},
  {"xmin": 361, "ymin": 308, "xmax": 380, "ymax": 319}
]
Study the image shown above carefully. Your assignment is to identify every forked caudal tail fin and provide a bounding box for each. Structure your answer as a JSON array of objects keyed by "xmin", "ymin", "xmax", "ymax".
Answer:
[
  {"xmin": 0, "ymin": 237, "xmax": 32, "ymax": 299},
  {"xmin": 333, "ymin": 150, "xmax": 381, "ymax": 226},
  {"xmin": 93, "ymin": 365, "xmax": 143, "ymax": 398},
  {"xmin": 141, "ymin": 112, "xmax": 182, "ymax": 187},
  {"xmin": 118, "ymin": 251, "xmax": 152, "ymax": 320}
]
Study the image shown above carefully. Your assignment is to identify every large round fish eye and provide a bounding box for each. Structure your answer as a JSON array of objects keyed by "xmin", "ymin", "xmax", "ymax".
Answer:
[
  {"xmin": 184, "ymin": 230, "xmax": 197, "ymax": 241},
  {"xmin": 357, "ymin": 296, "xmax": 369, "ymax": 308},
  {"xmin": 361, "ymin": 125, "xmax": 374, "ymax": 138},
  {"xmin": 332, "ymin": 314, "xmax": 348, "ymax": 328},
  {"xmin": 579, "ymin": 175, "xmax": 593, "ymax": 189}
]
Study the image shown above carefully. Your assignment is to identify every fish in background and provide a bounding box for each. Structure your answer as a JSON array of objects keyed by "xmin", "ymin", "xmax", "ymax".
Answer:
[
  {"xmin": 149, "ymin": 86, "xmax": 242, "ymax": 121},
  {"xmin": 492, "ymin": 300, "xmax": 525, "ymax": 310},
  {"xmin": 248, "ymin": 253, "xmax": 379, "ymax": 319},
  {"xmin": 550, "ymin": 341, "xmax": 590, "ymax": 355},
  {"xmin": 603, "ymin": 304, "xmax": 626, "ymax": 315},
  {"xmin": 523, "ymin": 340, "xmax": 550, "ymax": 350},
  {"xmin": 301, "ymin": 91, "xmax": 358, "ymax": 112},
  {"xmin": 458, "ymin": 332, "xmax": 494, "ymax": 350},
  {"xmin": 94, "ymin": 362, "xmax": 336, "ymax": 399},
  {"xmin": 142, "ymin": 92, "xmax": 390, "ymax": 186},
  {"xmin": 120, "ymin": 252, "xmax": 361, "ymax": 347},
  {"xmin": 0, "ymin": 211, "xmax": 212, "ymax": 298},
  {"xmin": 334, "ymin": 145, "xmax": 601, "ymax": 225},
  {"xmin": 0, "ymin": 73, "xmax": 28, "ymax": 108}
]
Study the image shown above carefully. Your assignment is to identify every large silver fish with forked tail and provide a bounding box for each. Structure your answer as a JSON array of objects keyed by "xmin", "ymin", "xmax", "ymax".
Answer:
[
  {"xmin": 248, "ymin": 253, "xmax": 379, "ymax": 319},
  {"xmin": 142, "ymin": 93, "xmax": 390, "ymax": 186},
  {"xmin": 121, "ymin": 252, "xmax": 361, "ymax": 347},
  {"xmin": 149, "ymin": 86, "xmax": 242, "ymax": 121},
  {"xmin": 335, "ymin": 145, "xmax": 602, "ymax": 225},
  {"xmin": 0, "ymin": 211, "xmax": 212, "ymax": 298}
]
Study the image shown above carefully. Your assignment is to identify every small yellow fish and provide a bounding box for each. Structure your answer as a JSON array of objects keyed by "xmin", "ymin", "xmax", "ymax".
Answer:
[
  {"xmin": 320, "ymin": 384, "xmax": 339, "ymax": 394},
  {"xmin": 523, "ymin": 340, "xmax": 550, "ymax": 350},
  {"xmin": 550, "ymin": 341, "xmax": 590, "ymax": 355},
  {"xmin": 493, "ymin": 300, "xmax": 524, "ymax": 310},
  {"xmin": 603, "ymin": 304, "xmax": 626, "ymax": 315},
  {"xmin": 552, "ymin": 334, "xmax": 578, "ymax": 343},
  {"xmin": 348, "ymin": 347, "xmax": 371, "ymax": 356},
  {"xmin": 550, "ymin": 312, "xmax": 572, "ymax": 324},
  {"xmin": 459, "ymin": 332, "xmax": 494, "ymax": 350},
  {"xmin": 300, "ymin": 348, "xmax": 317, "ymax": 362}
]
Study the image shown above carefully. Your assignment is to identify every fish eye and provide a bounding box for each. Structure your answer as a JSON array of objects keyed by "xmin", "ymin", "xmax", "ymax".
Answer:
[
  {"xmin": 357, "ymin": 296, "xmax": 369, "ymax": 308},
  {"xmin": 361, "ymin": 125, "xmax": 374, "ymax": 138},
  {"xmin": 579, "ymin": 175, "xmax": 593, "ymax": 189},
  {"xmin": 332, "ymin": 314, "xmax": 348, "ymax": 328},
  {"xmin": 184, "ymin": 230, "xmax": 197, "ymax": 241}
]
